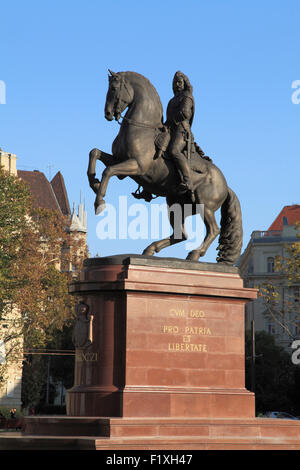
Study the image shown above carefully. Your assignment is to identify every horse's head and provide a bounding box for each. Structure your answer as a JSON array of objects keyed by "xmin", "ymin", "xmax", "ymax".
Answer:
[{"xmin": 105, "ymin": 70, "xmax": 133, "ymax": 122}]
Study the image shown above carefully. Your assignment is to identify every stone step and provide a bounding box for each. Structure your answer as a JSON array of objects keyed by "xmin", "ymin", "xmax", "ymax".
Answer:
[
  {"xmin": 93, "ymin": 435, "xmax": 300, "ymax": 451},
  {"xmin": 22, "ymin": 416, "xmax": 300, "ymax": 442},
  {"xmin": 2, "ymin": 433, "xmax": 300, "ymax": 451}
]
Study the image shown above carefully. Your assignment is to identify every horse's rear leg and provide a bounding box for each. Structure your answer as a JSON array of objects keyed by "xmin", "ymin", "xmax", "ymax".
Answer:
[
  {"xmin": 95, "ymin": 159, "xmax": 141, "ymax": 214},
  {"xmin": 143, "ymin": 201, "xmax": 187, "ymax": 256},
  {"xmin": 186, "ymin": 207, "xmax": 220, "ymax": 261}
]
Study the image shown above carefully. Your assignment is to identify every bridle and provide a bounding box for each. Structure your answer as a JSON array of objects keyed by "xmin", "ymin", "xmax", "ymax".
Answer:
[
  {"xmin": 112, "ymin": 75, "xmax": 132, "ymax": 120},
  {"xmin": 119, "ymin": 115, "xmax": 162, "ymax": 130}
]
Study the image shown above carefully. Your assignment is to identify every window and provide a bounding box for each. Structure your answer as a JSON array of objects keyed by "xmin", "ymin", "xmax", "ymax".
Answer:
[
  {"xmin": 0, "ymin": 340, "xmax": 6, "ymax": 365},
  {"xmin": 248, "ymin": 258, "xmax": 253, "ymax": 274},
  {"xmin": 6, "ymin": 380, "xmax": 14, "ymax": 397},
  {"xmin": 267, "ymin": 257, "xmax": 275, "ymax": 273},
  {"xmin": 267, "ymin": 322, "xmax": 276, "ymax": 335}
]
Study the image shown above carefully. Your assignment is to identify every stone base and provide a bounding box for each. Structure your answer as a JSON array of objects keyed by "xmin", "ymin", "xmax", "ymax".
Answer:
[
  {"xmin": 11, "ymin": 255, "xmax": 295, "ymax": 451},
  {"xmin": 66, "ymin": 255, "xmax": 257, "ymax": 419},
  {"xmin": 67, "ymin": 386, "xmax": 254, "ymax": 419},
  {"xmin": 9, "ymin": 415, "xmax": 300, "ymax": 450}
]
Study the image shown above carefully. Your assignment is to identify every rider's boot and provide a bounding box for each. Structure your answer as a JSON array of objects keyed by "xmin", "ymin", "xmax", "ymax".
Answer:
[
  {"xmin": 177, "ymin": 181, "xmax": 195, "ymax": 203},
  {"xmin": 174, "ymin": 154, "xmax": 195, "ymax": 202},
  {"xmin": 177, "ymin": 174, "xmax": 195, "ymax": 203}
]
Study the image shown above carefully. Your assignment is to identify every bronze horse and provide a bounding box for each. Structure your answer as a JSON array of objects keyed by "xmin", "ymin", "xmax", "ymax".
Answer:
[{"xmin": 87, "ymin": 70, "xmax": 242, "ymax": 264}]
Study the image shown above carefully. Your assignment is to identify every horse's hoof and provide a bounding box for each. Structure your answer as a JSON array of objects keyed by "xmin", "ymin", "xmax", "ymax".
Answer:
[
  {"xmin": 142, "ymin": 248, "xmax": 155, "ymax": 256},
  {"xmin": 95, "ymin": 200, "xmax": 106, "ymax": 215},
  {"xmin": 186, "ymin": 251, "xmax": 200, "ymax": 262}
]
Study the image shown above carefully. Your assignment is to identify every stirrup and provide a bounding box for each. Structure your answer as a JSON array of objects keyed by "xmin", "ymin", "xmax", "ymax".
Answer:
[
  {"xmin": 177, "ymin": 182, "xmax": 195, "ymax": 202},
  {"xmin": 178, "ymin": 182, "xmax": 189, "ymax": 191},
  {"xmin": 132, "ymin": 185, "xmax": 153, "ymax": 202}
]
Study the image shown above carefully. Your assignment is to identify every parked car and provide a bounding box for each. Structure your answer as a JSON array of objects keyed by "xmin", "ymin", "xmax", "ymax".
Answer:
[{"xmin": 263, "ymin": 411, "xmax": 299, "ymax": 420}]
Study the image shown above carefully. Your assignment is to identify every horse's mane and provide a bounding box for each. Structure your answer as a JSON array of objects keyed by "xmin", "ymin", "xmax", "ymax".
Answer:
[{"xmin": 119, "ymin": 71, "xmax": 163, "ymax": 114}]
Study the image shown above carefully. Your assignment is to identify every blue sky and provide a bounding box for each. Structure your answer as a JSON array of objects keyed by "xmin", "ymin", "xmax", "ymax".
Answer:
[{"xmin": 1, "ymin": 0, "xmax": 300, "ymax": 262}]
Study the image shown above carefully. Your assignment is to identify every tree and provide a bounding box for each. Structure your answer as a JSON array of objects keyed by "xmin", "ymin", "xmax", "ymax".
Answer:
[
  {"xmin": 0, "ymin": 166, "xmax": 31, "ymax": 305},
  {"xmin": 258, "ymin": 223, "xmax": 300, "ymax": 340},
  {"xmin": 24, "ymin": 325, "xmax": 76, "ymax": 411},
  {"xmin": 44, "ymin": 325, "xmax": 75, "ymax": 391},
  {"xmin": 245, "ymin": 330, "xmax": 299, "ymax": 414},
  {"xmin": 21, "ymin": 325, "xmax": 76, "ymax": 410},
  {"xmin": 0, "ymin": 166, "xmax": 32, "ymax": 386},
  {"xmin": 0, "ymin": 166, "xmax": 84, "ymax": 391}
]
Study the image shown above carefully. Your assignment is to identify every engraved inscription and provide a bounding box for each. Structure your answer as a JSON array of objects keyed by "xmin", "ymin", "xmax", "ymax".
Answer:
[
  {"xmin": 168, "ymin": 343, "xmax": 207, "ymax": 352},
  {"xmin": 189, "ymin": 310, "xmax": 205, "ymax": 318},
  {"xmin": 162, "ymin": 325, "xmax": 179, "ymax": 334},
  {"xmin": 168, "ymin": 309, "xmax": 206, "ymax": 318},
  {"xmin": 162, "ymin": 309, "xmax": 210, "ymax": 353},
  {"xmin": 76, "ymin": 352, "xmax": 98, "ymax": 362},
  {"xmin": 169, "ymin": 308, "xmax": 186, "ymax": 318},
  {"xmin": 185, "ymin": 326, "xmax": 211, "ymax": 335}
]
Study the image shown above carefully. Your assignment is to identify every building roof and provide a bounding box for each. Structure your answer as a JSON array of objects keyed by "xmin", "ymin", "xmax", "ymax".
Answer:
[
  {"xmin": 50, "ymin": 171, "xmax": 71, "ymax": 216},
  {"xmin": 17, "ymin": 170, "xmax": 67, "ymax": 214},
  {"xmin": 268, "ymin": 205, "xmax": 300, "ymax": 231}
]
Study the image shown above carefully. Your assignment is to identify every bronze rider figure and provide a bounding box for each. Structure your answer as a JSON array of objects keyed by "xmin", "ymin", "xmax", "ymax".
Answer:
[
  {"xmin": 134, "ymin": 71, "xmax": 205, "ymax": 203},
  {"xmin": 162, "ymin": 71, "xmax": 196, "ymax": 201}
]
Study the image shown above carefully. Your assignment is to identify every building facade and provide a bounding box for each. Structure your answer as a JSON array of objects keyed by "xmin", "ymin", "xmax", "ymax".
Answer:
[{"xmin": 238, "ymin": 205, "xmax": 300, "ymax": 350}]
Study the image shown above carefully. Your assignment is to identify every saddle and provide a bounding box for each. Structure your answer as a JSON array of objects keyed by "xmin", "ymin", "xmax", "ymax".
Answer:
[{"xmin": 132, "ymin": 130, "xmax": 212, "ymax": 203}]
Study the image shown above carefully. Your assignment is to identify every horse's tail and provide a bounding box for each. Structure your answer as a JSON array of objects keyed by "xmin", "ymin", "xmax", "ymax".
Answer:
[{"xmin": 217, "ymin": 187, "xmax": 243, "ymax": 265}]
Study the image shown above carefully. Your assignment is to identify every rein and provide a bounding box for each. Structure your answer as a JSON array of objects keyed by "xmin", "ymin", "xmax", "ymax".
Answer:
[{"xmin": 118, "ymin": 115, "xmax": 162, "ymax": 130}]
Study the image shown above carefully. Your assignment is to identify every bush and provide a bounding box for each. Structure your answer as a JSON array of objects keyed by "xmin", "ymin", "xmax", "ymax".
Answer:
[
  {"xmin": 0, "ymin": 406, "xmax": 24, "ymax": 419},
  {"xmin": 245, "ymin": 330, "xmax": 299, "ymax": 414},
  {"xmin": 34, "ymin": 404, "xmax": 66, "ymax": 415}
]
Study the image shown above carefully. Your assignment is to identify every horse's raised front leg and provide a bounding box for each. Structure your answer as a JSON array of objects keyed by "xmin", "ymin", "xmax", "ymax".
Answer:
[
  {"xmin": 87, "ymin": 148, "xmax": 113, "ymax": 194},
  {"xmin": 186, "ymin": 207, "xmax": 220, "ymax": 261},
  {"xmin": 95, "ymin": 159, "xmax": 141, "ymax": 214}
]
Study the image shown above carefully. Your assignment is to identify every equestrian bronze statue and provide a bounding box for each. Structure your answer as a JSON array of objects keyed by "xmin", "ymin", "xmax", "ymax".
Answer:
[{"xmin": 87, "ymin": 70, "xmax": 243, "ymax": 265}]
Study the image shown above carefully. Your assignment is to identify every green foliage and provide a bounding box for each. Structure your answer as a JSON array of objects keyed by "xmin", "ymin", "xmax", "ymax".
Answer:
[
  {"xmin": 258, "ymin": 225, "xmax": 300, "ymax": 338},
  {"xmin": 21, "ymin": 323, "xmax": 75, "ymax": 410},
  {"xmin": 0, "ymin": 166, "xmax": 31, "ymax": 306},
  {"xmin": 34, "ymin": 405, "xmax": 66, "ymax": 415},
  {"xmin": 44, "ymin": 324, "xmax": 75, "ymax": 389},
  {"xmin": 21, "ymin": 357, "xmax": 48, "ymax": 409},
  {"xmin": 0, "ymin": 167, "xmax": 84, "ymax": 397},
  {"xmin": 245, "ymin": 330, "xmax": 299, "ymax": 414},
  {"xmin": 0, "ymin": 406, "xmax": 24, "ymax": 419},
  {"xmin": 279, "ymin": 222, "xmax": 300, "ymax": 285}
]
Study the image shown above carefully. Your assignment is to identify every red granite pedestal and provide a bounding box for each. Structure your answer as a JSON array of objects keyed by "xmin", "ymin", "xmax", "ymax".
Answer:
[
  {"xmin": 67, "ymin": 255, "xmax": 256, "ymax": 420},
  {"xmin": 18, "ymin": 255, "xmax": 300, "ymax": 450}
]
